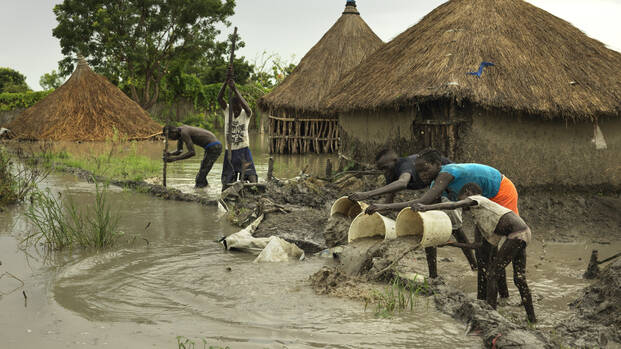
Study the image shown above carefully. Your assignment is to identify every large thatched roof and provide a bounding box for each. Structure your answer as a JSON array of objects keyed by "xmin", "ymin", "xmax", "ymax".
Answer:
[
  {"xmin": 325, "ymin": 0, "xmax": 621, "ymax": 120},
  {"xmin": 9, "ymin": 58, "xmax": 161, "ymax": 141},
  {"xmin": 258, "ymin": 1, "xmax": 383, "ymax": 116}
]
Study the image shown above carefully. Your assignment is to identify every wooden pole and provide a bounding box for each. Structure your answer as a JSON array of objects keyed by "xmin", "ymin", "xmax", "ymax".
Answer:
[
  {"xmin": 226, "ymin": 27, "xmax": 238, "ymax": 179},
  {"xmin": 163, "ymin": 126, "xmax": 169, "ymax": 187},
  {"xmin": 267, "ymin": 157, "xmax": 274, "ymax": 180}
]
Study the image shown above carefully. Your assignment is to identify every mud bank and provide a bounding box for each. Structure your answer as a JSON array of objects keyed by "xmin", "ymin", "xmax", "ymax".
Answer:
[
  {"xmin": 309, "ymin": 240, "xmax": 553, "ymax": 349},
  {"xmin": 554, "ymin": 258, "xmax": 621, "ymax": 347},
  {"xmin": 52, "ymin": 165, "xmax": 218, "ymax": 206}
]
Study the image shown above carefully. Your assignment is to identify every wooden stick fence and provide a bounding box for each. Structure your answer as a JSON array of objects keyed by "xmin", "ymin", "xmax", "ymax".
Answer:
[{"xmin": 268, "ymin": 115, "xmax": 339, "ymax": 154}]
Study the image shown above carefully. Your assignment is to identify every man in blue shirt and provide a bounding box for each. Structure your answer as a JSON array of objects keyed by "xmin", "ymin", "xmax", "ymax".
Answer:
[{"xmin": 350, "ymin": 148, "xmax": 477, "ymax": 275}]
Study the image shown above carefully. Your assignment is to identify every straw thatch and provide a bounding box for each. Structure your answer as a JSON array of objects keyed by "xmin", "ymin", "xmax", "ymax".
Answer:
[
  {"xmin": 258, "ymin": 1, "xmax": 383, "ymax": 116},
  {"xmin": 9, "ymin": 57, "xmax": 161, "ymax": 141},
  {"xmin": 325, "ymin": 0, "xmax": 621, "ymax": 120}
]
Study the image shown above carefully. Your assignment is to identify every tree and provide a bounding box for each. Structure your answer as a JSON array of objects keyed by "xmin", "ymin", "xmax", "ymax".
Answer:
[
  {"xmin": 52, "ymin": 0, "xmax": 236, "ymax": 109},
  {"xmin": 39, "ymin": 70, "xmax": 64, "ymax": 90},
  {"xmin": 0, "ymin": 67, "xmax": 31, "ymax": 93},
  {"xmin": 250, "ymin": 52, "xmax": 297, "ymax": 89}
]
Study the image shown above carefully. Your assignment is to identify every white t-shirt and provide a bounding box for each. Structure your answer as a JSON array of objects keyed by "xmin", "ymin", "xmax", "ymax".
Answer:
[
  {"xmin": 468, "ymin": 195, "xmax": 512, "ymax": 246},
  {"xmin": 223, "ymin": 107, "xmax": 250, "ymax": 150}
]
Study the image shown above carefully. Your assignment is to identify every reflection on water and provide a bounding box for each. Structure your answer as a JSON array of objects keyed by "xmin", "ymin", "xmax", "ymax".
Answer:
[
  {"xmin": 0, "ymin": 176, "xmax": 481, "ymax": 348},
  {"xmin": 34, "ymin": 131, "xmax": 337, "ymax": 198}
]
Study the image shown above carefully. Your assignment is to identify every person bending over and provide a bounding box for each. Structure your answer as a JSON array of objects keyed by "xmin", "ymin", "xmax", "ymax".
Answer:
[
  {"xmin": 366, "ymin": 149, "xmax": 520, "ymax": 297},
  {"xmin": 163, "ymin": 125, "xmax": 222, "ymax": 188},
  {"xmin": 350, "ymin": 148, "xmax": 477, "ymax": 274},
  {"xmin": 411, "ymin": 182, "xmax": 536, "ymax": 323}
]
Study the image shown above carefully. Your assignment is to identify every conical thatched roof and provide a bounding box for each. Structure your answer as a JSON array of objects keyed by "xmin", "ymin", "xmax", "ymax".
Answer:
[
  {"xmin": 258, "ymin": 1, "xmax": 383, "ymax": 116},
  {"xmin": 9, "ymin": 57, "xmax": 161, "ymax": 140},
  {"xmin": 325, "ymin": 0, "xmax": 621, "ymax": 120}
]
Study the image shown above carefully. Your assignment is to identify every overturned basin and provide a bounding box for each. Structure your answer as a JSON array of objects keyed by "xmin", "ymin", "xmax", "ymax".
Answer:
[
  {"xmin": 330, "ymin": 197, "xmax": 368, "ymax": 219},
  {"xmin": 347, "ymin": 212, "xmax": 395, "ymax": 243},
  {"xmin": 395, "ymin": 209, "xmax": 452, "ymax": 247}
]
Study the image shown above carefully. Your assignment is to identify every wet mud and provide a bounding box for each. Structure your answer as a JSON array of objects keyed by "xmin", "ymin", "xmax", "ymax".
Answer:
[
  {"xmin": 554, "ymin": 258, "xmax": 621, "ymax": 347},
  {"xmin": 323, "ymin": 213, "xmax": 352, "ymax": 248}
]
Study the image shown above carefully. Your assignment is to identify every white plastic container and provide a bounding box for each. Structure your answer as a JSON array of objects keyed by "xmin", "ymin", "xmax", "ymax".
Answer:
[
  {"xmin": 395, "ymin": 209, "xmax": 452, "ymax": 247},
  {"xmin": 347, "ymin": 212, "xmax": 396, "ymax": 242},
  {"xmin": 330, "ymin": 196, "xmax": 369, "ymax": 219}
]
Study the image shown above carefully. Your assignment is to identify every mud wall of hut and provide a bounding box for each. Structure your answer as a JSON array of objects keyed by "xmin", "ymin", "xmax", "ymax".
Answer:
[
  {"xmin": 339, "ymin": 110, "xmax": 419, "ymax": 162},
  {"xmin": 460, "ymin": 111, "xmax": 621, "ymax": 188}
]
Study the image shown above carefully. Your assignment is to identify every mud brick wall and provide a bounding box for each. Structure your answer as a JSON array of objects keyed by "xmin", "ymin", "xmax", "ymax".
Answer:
[
  {"xmin": 339, "ymin": 110, "xmax": 420, "ymax": 162},
  {"xmin": 460, "ymin": 111, "xmax": 621, "ymax": 188},
  {"xmin": 339, "ymin": 107, "xmax": 620, "ymax": 188}
]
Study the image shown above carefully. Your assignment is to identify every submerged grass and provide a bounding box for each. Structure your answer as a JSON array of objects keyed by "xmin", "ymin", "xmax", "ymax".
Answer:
[
  {"xmin": 369, "ymin": 276, "xmax": 433, "ymax": 318},
  {"xmin": 37, "ymin": 141, "xmax": 160, "ymax": 182},
  {"xmin": 24, "ymin": 181, "xmax": 122, "ymax": 250},
  {"xmin": 0, "ymin": 146, "xmax": 50, "ymax": 206}
]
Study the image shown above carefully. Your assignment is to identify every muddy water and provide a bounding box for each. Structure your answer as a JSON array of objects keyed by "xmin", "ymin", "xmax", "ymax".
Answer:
[
  {"xmin": 1, "ymin": 174, "xmax": 481, "ymax": 348},
  {"xmin": 431, "ymin": 238, "xmax": 621, "ymax": 331},
  {"xmin": 42, "ymin": 131, "xmax": 337, "ymax": 198}
]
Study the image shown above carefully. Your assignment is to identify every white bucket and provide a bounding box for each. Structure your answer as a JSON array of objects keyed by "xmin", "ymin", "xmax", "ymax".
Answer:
[
  {"xmin": 395, "ymin": 209, "xmax": 452, "ymax": 247},
  {"xmin": 330, "ymin": 197, "xmax": 369, "ymax": 219},
  {"xmin": 347, "ymin": 212, "xmax": 396, "ymax": 243}
]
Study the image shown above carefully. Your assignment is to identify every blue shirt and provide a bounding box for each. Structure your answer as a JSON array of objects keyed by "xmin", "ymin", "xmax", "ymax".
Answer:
[{"xmin": 433, "ymin": 163, "xmax": 503, "ymax": 201}]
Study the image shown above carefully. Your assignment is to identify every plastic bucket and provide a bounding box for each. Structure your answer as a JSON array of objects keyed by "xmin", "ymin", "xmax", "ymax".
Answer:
[
  {"xmin": 395, "ymin": 209, "xmax": 452, "ymax": 247},
  {"xmin": 330, "ymin": 197, "xmax": 369, "ymax": 219},
  {"xmin": 347, "ymin": 212, "xmax": 396, "ymax": 243}
]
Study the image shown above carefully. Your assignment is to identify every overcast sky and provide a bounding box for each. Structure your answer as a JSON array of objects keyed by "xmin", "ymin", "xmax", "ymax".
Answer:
[{"xmin": 1, "ymin": 0, "xmax": 620, "ymax": 90}]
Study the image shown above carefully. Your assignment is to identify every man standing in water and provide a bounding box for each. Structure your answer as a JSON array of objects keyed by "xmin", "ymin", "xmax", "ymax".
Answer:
[
  {"xmin": 163, "ymin": 125, "xmax": 222, "ymax": 188},
  {"xmin": 349, "ymin": 148, "xmax": 477, "ymax": 274},
  {"xmin": 217, "ymin": 73, "xmax": 257, "ymax": 188}
]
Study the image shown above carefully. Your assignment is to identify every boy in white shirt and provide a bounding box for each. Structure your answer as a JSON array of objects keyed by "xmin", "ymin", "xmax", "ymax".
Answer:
[
  {"xmin": 217, "ymin": 74, "xmax": 257, "ymax": 188},
  {"xmin": 412, "ymin": 182, "xmax": 536, "ymax": 323}
]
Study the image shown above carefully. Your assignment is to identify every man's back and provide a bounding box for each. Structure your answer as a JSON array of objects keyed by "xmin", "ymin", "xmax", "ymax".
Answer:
[{"xmin": 179, "ymin": 125, "xmax": 218, "ymax": 148}]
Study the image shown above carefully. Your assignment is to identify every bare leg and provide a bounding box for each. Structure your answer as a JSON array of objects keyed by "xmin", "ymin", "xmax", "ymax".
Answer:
[
  {"xmin": 494, "ymin": 245, "xmax": 510, "ymax": 299},
  {"xmin": 475, "ymin": 227, "xmax": 491, "ymax": 300},
  {"xmin": 452, "ymin": 228, "xmax": 477, "ymax": 270},
  {"xmin": 425, "ymin": 247, "xmax": 438, "ymax": 279},
  {"xmin": 487, "ymin": 239, "xmax": 536, "ymax": 322}
]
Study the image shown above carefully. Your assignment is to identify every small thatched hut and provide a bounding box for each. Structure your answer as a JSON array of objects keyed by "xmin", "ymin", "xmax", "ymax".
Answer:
[
  {"xmin": 9, "ymin": 57, "xmax": 161, "ymax": 141},
  {"xmin": 258, "ymin": 0, "xmax": 383, "ymax": 154},
  {"xmin": 325, "ymin": 0, "xmax": 621, "ymax": 187}
]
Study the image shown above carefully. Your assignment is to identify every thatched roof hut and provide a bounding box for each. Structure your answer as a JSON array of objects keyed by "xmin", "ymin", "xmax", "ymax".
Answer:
[
  {"xmin": 258, "ymin": 0, "xmax": 383, "ymax": 154},
  {"xmin": 9, "ymin": 57, "xmax": 161, "ymax": 141},
  {"xmin": 325, "ymin": 0, "xmax": 621, "ymax": 120},
  {"xmin": 325, "ymin": 0, "xmax": 621, "ymax": 188}
]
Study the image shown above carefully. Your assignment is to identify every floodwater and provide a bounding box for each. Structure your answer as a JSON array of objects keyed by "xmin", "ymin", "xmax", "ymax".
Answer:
[
  {"xmin": 2, "ymin": 137, "xmax": 619, "ymax": 348},
  {"xmin": 41, "ymin": 131, "xmax": 337, "ymax": 198},
  {"xmin": 1, "ymin": 151, "xmax": 482, "ymax": 348}
]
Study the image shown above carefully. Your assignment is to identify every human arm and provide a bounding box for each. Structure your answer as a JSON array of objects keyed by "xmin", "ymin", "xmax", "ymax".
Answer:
[
  {"xmin": 164, "ymin": 131, "xmax": 195, "ymax": 162},
  {"xmin": 217, "ymin": 81, "xmax": 228, "ymax": 110},
  {"xmin": 227, "ymin": 79, "xmax": 252, "ymax": 117},
  {"xmin": 437, "ymin": 241, "xmax": 483, "ymax": 249},
  {"xmin": 349, "ymin": 173, "xmax": 411, "ymax": 201},
  {"xmin": 364, "ymin": 172, "xmax": 454, "ymax": 214},
  {"xmin": 410, "ymin": 198, "xmax": 476, "ymax": 212}
]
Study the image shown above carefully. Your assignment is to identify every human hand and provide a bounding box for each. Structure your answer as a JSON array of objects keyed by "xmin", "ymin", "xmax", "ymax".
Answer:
[
  {"xmin": 365, "ymin": 204, "xmax": 382, "ymax": 215},
  {"xmin": 410, "ymin": 203, "xmax": 428, "ymax": 212},
  {"xmin": 227, "ymin": 78, "xmax": 235, "ymax": 89},
  {"xmin": 348, "ymin": 192, "xmax": 368, "ymax": 202},
  {"xmin": 163, "ymin": 154, "xmax": 174, "ymax": 163}
]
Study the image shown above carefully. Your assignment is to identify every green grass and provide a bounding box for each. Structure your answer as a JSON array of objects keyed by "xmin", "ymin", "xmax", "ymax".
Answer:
[
  {"xmin": 37, "ymin": 142, "xmax": 160, "ymax": 182},
  {"xmin": 0, "ymin": 146, "xmax": 50, "ymax": 206},
  {"xmin": 23, "ymin": 182, "xmax": 123, "ymax": 250},
  {"xmin": 369, "ymin": 276, "xmax": 433, "ymax": 318}
]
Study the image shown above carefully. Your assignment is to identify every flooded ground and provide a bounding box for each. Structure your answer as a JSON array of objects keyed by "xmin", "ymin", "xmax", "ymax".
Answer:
[
  {"xmin": 2, "ymin": 136, "xmax": 620, "ymax": 348},
  {"xmin": 1, "ymin": 174, "xmax": 482, "ymax": 348}
]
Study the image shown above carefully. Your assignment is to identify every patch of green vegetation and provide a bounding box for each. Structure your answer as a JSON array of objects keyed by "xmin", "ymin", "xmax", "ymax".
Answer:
[
  {"xmin": 23, "ymin": 182, "xmax": 123, "ymax": 250},
  {"xmin": 369, "ymin": 276, "xmax": 432, "ymax": 318},
  {"xmin": 38, "ymin": 141, "xmax": 160, "ymax": 182},
  {"xmin": 0, "ymin": 146, "xmax": 50, "ymax": 206}
]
